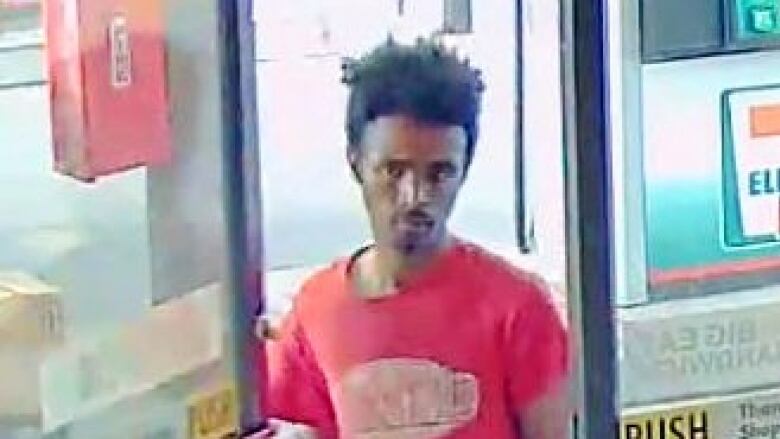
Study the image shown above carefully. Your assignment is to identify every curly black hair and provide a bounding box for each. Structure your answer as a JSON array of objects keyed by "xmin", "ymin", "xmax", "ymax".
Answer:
[{"xmin": 342, "ymin": 38, "xmax": 485, "ymax": 171}]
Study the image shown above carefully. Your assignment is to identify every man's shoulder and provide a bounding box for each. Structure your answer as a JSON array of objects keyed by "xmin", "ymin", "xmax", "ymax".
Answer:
[
  {"xmin": 454, "ymin": 240, "xmax": 561, "ymax": 311},
  {"xmin": 290, "ymin": 258, "xmax": 348, "ymax": 313},
  {"xmin": 456, "ymin": 241, "xmax": 545, "ymax": 288}
]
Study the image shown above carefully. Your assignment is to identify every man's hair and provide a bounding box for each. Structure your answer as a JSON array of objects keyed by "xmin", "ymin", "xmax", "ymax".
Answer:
[{"xmin": 342, "ymin": 38, "xmax": 485, "ymax": 171}]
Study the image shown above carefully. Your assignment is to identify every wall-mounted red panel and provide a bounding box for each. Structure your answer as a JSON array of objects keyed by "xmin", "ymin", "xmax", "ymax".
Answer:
[{"xmin": 44, "ymin": 0, "xmax": 172, "ymax": 181}]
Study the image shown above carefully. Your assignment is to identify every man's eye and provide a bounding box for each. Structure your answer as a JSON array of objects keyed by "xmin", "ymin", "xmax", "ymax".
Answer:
[
  {"xmin": 430, "ymin": 165, "xmax": 456, "ymax": 182},
  {"xmin": 385, "ymin": 163, "xmax": 405, "ymax": 179}
]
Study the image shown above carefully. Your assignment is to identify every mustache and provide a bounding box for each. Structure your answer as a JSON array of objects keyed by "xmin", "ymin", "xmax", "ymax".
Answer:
[{"xmin": 400, "ymin": 209, "xmax": 434, "ymax": 223}]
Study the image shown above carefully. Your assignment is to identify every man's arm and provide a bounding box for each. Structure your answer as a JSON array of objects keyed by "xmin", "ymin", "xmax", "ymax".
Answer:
[
  {"xmin": 264, "ymin": 312, "xmax": 338, "ymax": 439},
  {"xmin": 516, "ymin": 376, "xmax": 571, "ymax": 439},
  {"xmin": 504, "ymin": 276, "xmax": 572, "ymax": 438}
]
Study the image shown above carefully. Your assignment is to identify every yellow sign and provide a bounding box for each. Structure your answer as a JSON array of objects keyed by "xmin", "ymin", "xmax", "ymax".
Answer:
[
  {"xmin": 621, "ymin": 407, "xmax": 710, "ymax": 439},
  {"xmin": 187, "ymin": 385, "xmax": 239, "ymax": 439},
  {"xmin": 620, "ymin": 388, "xmax": 780, "ymax": 439}
]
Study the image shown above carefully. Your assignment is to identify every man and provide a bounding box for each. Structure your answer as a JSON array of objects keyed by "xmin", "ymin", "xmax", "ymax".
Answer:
[{"xmin": 259, "ymin": 39, "xmax": 570, "ymax": 439}]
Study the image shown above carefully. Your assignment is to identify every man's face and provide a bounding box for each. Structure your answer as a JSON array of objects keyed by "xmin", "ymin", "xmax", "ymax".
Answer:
[{"xmin": 351, "ymin": 115, "xmax": 467, "ymax": 258}]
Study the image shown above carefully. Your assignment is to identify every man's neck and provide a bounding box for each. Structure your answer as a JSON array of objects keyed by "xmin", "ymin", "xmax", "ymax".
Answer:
[{"xmin": 352, "ymin": 235, "xmax": 453, "ymax": 299}]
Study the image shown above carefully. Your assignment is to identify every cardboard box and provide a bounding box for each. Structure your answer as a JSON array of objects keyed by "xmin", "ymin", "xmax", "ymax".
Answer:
[
  {"xmin": 0, "ymin": 271, "xmax": 63, "ymax": 347},
  {"xmin": 0, "ymin": 271, "xmax": 64, "ymax": 420}
]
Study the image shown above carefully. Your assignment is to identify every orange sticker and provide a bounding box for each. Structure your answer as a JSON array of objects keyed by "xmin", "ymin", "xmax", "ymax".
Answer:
[{"xmin": 750, "ymin": 104, "xmax": 780, "ymax": 138}]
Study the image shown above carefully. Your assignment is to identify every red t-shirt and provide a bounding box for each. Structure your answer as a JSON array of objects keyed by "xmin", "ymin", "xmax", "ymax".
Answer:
[{"xmin": 265, "ymin": 240, "xmax": 569, "ymax": 439}]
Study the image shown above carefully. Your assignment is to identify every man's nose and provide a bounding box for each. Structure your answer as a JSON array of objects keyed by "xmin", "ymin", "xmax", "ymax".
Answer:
[{"xmin": 397, "ymin": 171, "xmax": 431, "ymax": 206}]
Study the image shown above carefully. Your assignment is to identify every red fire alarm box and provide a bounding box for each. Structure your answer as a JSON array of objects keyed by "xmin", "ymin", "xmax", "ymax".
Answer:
[{"xmin": 44, "ymin": 0, "xmax": 172, "ymax": 181}]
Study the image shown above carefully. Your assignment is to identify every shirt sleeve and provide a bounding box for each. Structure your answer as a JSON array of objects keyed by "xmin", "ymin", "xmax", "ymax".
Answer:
[
  {"xmin": 503, "ymin": 277, "xmax": 570, "ymax": 409},
  {"xmin": 266, "ymin": 310, "xmax": 339, "ymax": 439}
]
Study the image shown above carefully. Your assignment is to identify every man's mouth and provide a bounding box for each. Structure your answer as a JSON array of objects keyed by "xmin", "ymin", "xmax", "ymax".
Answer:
[
  {"xmin": 400, "ymin": 212, "xmax": 435, "ymax": 229},
  {"xmin": 393, "ymin": 212, "xmax": 438, "ymax": 253}
]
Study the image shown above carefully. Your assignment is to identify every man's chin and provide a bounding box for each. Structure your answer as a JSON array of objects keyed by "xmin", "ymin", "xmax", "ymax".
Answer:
[
  {"xmin": 394, "ymin": 235, "xmax": 438, "ymax": 257},
  {"xmin": 396, "ymin": 241, "xmax": 424, "ymax": 256}
]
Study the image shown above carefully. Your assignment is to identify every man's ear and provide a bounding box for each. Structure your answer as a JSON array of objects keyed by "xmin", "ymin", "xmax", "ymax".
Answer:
[{"xmin": 347, "ymin": 145, "xmax": 362, "ymax": 183}]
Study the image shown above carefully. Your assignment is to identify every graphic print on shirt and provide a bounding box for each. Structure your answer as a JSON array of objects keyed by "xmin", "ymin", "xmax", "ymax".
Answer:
[{"xmin": 335, "ymin": 358, "xmax": 480, "ymax": 439}]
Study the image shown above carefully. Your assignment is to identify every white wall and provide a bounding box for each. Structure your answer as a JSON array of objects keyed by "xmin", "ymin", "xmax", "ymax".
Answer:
[{"xmin": 521, "ymin": 0, "xmax": 567, "ymax": 285}]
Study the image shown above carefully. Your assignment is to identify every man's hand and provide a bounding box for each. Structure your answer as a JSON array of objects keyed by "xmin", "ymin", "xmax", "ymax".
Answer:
[{"xmin": 243, "ymin": 419, "xmax": 317, "ymax": 439}]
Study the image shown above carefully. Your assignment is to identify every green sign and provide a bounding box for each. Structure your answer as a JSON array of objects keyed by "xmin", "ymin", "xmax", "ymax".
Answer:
[{"xmin": 736, "ymin": 0, "xmax": 780, "ymax": 38}]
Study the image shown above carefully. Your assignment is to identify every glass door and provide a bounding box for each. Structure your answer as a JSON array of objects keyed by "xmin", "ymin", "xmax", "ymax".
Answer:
[{"xmin": 0, "ymin": 1, "xmax": 261, "ymax": 437}]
